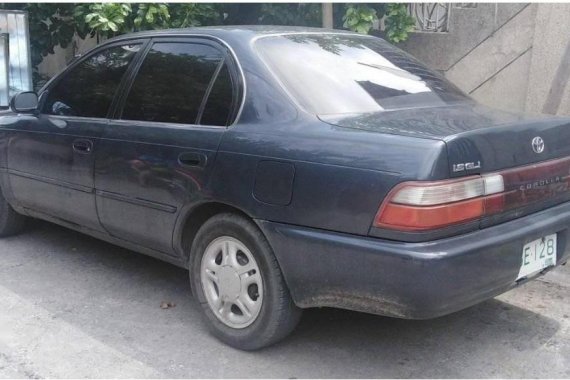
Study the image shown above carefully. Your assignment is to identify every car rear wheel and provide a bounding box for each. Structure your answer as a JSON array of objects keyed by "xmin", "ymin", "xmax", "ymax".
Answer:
[
  {"xmin": 190, "ymin": 213, "xmax": 302, "ymax": 350},
  {"xmin": 0, "ymin": 187, "xmax": 27, "ymax": 237}
]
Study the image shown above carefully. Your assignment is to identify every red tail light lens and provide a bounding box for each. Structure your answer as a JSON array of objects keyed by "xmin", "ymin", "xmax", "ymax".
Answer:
[
  {"xmin": 375, "ymin": 157, "xmax": 570, "ymax": 232},
  {"xmin": 377, "ymin": 198, "xmax": 485, "ymax": 231},
  {"xmin": 375, "ymin": 175, "xmax": 504, "ymax": 231}
]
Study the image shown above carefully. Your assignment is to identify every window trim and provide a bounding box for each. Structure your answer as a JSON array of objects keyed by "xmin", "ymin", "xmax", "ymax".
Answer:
[
  {"xmin": 38, "ymin": 38, "xmax": 151, "ymax": 120},
  {"xmin": 113, "ymin": 37, "xmax": 243, "ymax": 129},
  {"xmin": 195, "ymin": 57, "xmax": 226, "ymax": 125},
  {"xmin": 196, "ymin": 57, "xmax": 240, "ymax": 127}
]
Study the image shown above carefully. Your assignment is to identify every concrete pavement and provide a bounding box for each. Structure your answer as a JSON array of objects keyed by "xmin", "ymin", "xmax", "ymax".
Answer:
[{"xmin": 0, "ymin": 221, "xmax": 569, "ymax": 378}]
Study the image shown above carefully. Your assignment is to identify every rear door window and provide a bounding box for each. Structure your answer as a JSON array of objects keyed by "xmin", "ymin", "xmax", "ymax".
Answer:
[
  {"xmin": 43, "ymin": 44, "xmax": 141, "ymax": 118},
  {"xmin": 122, "ymin": 42, "xmax": 228, "ymax": 125}
]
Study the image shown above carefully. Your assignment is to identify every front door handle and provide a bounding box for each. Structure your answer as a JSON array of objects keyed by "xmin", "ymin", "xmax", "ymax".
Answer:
[
  {"xmin": 178, "ymin": 152, "xmax": 206, "ymax": 167},
  {"xmin": 72, "ymin": 139, "xmax": 93, "ymax": 154}
]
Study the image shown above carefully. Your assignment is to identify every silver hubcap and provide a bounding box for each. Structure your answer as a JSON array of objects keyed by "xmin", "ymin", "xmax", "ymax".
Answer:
[{"xmin": 200, "ymin": 236, "xmax": 263, "ymax": 329}]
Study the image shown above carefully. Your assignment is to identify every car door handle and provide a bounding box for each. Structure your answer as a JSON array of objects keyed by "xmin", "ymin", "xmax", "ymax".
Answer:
[
  {"xmin": 72, "ymin": 139, "xmax": 93, "ymax": 154},
  {"xmin": 178, "ymin": 152, "xmax": 206, "ymax": 167}
]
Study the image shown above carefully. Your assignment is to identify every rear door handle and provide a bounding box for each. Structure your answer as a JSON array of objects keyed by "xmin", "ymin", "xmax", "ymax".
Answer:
[
  {"xmin": 72, "ymin": 139, "xmax": 93, "ymax": 154},
  {"xmin": 178, "ymin": 152, "xmax": 206, "ymax": 167}
]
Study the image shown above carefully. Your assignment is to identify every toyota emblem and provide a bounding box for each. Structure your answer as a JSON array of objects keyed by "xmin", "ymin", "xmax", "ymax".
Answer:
[{"xmin": 532, "ymin": 136, "xmax": 545, "ymax": 154}]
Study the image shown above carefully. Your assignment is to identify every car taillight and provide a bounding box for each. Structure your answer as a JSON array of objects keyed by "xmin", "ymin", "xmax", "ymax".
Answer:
[
  {"xmin": 374, "ymin": 175, "xmax": 505, "ymax": 231},
  {"xmin": 375, "ymin": 157, "xmax": 570, "ymax": 232}
]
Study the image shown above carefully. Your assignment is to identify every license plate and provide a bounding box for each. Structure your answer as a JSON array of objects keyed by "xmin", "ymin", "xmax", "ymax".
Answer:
[{"xmin": 517, "ymin": 234, "xmax": 557, "ymax": 280}]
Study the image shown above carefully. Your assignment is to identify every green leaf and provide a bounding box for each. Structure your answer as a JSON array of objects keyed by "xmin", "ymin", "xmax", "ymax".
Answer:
[
  {"xmin": 85, "ymin": 13, "xmax": 97, "ymax": 22},
  {"xmin": 342, "ymin": 5, "xmax": 378, "ymax": 35},
  {"xmin": 146, "ymin": 11, "xmax": 154, "ymax": 23},
  {"xmin": 108, "ymin": 21, "xmax": 118, "ymax": 32}
]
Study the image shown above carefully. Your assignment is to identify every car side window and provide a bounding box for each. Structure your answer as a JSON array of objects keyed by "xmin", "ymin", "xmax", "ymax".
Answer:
[
  {"xmin": 122, "ymin": 42, "xmax": 225, "ymax": 125},
  {"xmin": 43, "ymin": 44, "xmax": 141, "ymax": 118},
  {"xmin": 199, "ymin": 61, "xmax": 235, "ymax": 126}
]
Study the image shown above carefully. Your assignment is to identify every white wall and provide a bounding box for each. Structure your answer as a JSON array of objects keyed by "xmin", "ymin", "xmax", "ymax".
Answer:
[{"xmin": 400, "ymin": 3, "xmax": 570, "ymax": 116}]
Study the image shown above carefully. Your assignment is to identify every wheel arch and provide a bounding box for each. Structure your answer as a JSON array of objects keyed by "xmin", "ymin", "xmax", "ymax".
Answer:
[{"xmin": 174, "ymin": 201, "xmax": 253, "ymax": 264}]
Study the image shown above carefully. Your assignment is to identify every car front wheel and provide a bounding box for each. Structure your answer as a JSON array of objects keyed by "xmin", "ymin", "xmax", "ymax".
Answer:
[{"xmin": 190, "ymin": 213, "xmax": 302, "ymax": 350}]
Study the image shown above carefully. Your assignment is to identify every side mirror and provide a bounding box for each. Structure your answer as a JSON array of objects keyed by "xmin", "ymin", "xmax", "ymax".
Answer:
[{"xmin": 10, "ymin": 91, "xmax": 38, "ymax": 113}]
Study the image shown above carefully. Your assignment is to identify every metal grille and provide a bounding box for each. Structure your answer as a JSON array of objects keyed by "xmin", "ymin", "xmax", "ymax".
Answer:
[{"xmin": 408, "ymin": 3, "xmax": 451, "ymax": 33}]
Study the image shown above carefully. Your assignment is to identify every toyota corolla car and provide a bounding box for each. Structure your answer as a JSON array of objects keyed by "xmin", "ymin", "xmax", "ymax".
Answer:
[{"xmin": 1, "ymin": 26, "xmax": 569, "ymax": 350}]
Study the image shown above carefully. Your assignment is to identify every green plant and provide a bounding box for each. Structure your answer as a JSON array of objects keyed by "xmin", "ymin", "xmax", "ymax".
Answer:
[
  {"xmin": 78, "ymin": 3, "xmax": 132, "ymax": 38},
  {"xmin": 343, "ymin": 4, "xmax": 377, "ymax": 34},
  {"xmin": 168, "ymin": 4, "xmax": 220, "ymax": 28},
  {"xmin": 73, "ymin": 3, "xmax": 221, "ymax": 39},
  {"xmin": 384, "ymin": 3, "xmax": 416, "ymax": 43},
  {"xmin": 342, "ymin": 4, "xmax": 415, "ymax": 43},
  {"xmin": 133, "ymin": 3, "xmax": 169, "ymax": 30}
]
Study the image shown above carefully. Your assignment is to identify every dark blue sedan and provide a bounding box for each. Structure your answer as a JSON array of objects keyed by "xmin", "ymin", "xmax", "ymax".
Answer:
[{"xmin": 2, "ymin": 26, "xmax": 569, "ymax": 350}]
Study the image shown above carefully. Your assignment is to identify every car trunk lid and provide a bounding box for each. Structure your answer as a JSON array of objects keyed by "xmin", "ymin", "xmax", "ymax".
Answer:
[
  {"xmin": 319, "ymin": 103, "xmax": 570, "ymax": 175},
  {"xmin": 321, "ymin": 103, "xmax": 570, "ymax": 227}
]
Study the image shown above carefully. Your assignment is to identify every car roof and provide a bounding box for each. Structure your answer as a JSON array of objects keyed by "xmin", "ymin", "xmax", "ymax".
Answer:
[{"xmin": 106, "ymin": 25, "xmax": 364, "ymax": 44}]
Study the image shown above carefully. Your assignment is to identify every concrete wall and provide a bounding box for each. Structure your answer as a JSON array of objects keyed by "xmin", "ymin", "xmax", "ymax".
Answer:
[
  {"xmin": 37, "ymin": 34, "xmax": 98, "ymax": 79},
  {"xmin": 400, "ymin": 3, "xmax": 570, "ymax": 116},
  {"xmin": 525, "ymin": 3, "xmax": 570, "ymax": 116}
]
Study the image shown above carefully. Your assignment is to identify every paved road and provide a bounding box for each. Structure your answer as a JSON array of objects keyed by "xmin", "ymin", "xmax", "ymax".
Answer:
[{"xmin": 0, "ymin": 220, "xmax": 569, "ymax": 378}]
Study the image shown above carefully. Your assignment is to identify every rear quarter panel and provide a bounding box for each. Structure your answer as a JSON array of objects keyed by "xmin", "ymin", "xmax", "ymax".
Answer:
[{"xmin": 208, "ymin": 120, "xmax": 449, "ymax": 236}]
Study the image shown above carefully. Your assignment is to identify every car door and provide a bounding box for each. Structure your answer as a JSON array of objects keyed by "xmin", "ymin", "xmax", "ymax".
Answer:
[
  {"xmin": 5, "ymin": 40, "xmax": 147, "ymax": 232},
  {"xmin": 94, "ymin": 37, "xmax": 241, "ymax": 255}
]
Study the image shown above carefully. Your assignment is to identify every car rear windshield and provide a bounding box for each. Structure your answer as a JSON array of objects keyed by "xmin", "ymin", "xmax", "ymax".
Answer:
[{"xmin": 255, "ymin": 34, "xmax": 470, "ymax": 115}]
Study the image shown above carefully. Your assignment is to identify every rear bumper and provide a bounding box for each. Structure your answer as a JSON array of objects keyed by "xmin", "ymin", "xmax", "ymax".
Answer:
[{"xmin": 257, "ymin": 202, "xmax": 570, "ymax": 319}]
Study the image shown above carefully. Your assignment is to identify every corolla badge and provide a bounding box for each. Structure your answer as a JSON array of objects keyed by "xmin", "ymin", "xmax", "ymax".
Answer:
[{"xmin": 532, "ymin": 136, "xmax": 545, "ymax": 154}]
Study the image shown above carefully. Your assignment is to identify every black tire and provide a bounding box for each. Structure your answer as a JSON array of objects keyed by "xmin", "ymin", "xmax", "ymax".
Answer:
[
  {"xmin": 190, "ymin": 213, "xmax": 302, "ymax": 350},
  {"xmin": 0, "ymin": 187, "xmax": 27, "ymax": 237}
]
